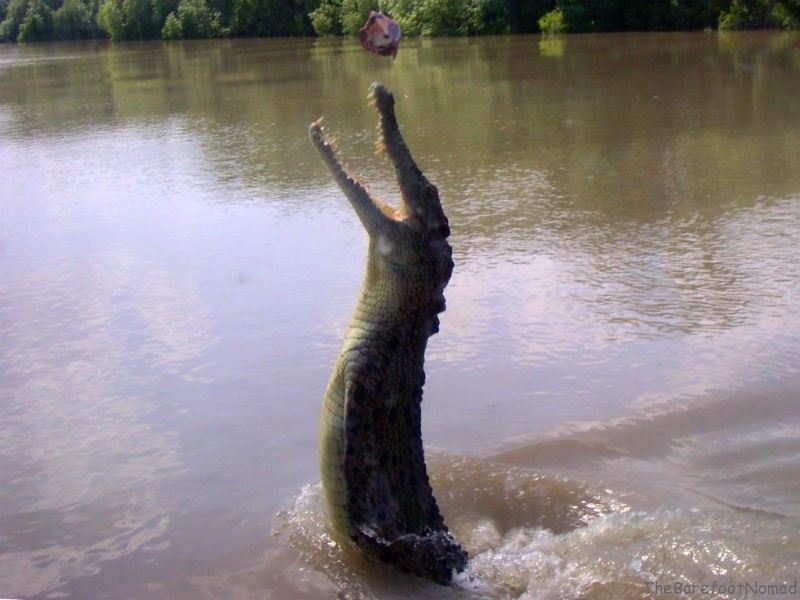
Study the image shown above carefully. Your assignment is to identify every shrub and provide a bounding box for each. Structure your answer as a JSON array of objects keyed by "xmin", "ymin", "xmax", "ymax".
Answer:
[
  {"xmin": 0, "ymin": 0, "xmax": 29, "ymax": 40},
  {"xmin": 97, "ymin": 0, "xmax": 125, "ymax": 38},
  {"xmin": 161, "ymin": 8, "xmax": 180, "ymax": 35},
  {"xmin": 310, "ymin": 0, "xmax": 520, "ymax": 36},
  {"xmin": 54, "ymin": 0, "xmax": 95, "ymax": 39},
  {"xmin": 503, "ymin": 0, "xmax": 557, "ymax": 32},
  {"xmin": 309, "ymin": 0, "xmax": 340, "ymax": 34},
  {"xmin": 773, "ymin": 1, "xmax": 800, "ymax": 27},
  {"xmin": 97, "ymin": 0, "xmax": 158, "ymax": 39},
  {"xmin": 538, "ymin": 6, "xmax": 565, "ymax": 33},
  {"xmin": 152, "ymin": 0, "xmax": 177, "ymax": 29},
  {"xmin": 779, "ymin": 0, "xmax": 800, "ymax": 23},
  {"xmin": 228, "ymin": 0, "xmax": 251, "ymax": 34},
  {"xmin": 176, "ymin": 0, "xmax": 220, "ymax": 37},
  {"xmin": 380, "ymin": 0, "xmax": 421, "ymax": 35},
  {"xmin": 124, "ymin": 0, "xmax": 156, "ymax": 37},
  {"xmin": 338, "ymin": 0, "xmax": 372, "ymax": 34},
  {"xmin": 466, "ymin": 0, "xmax": 509, "ymax": 34},
  {"xmin": 718, "ymin": 0, "xmax": 782, "ymax": 29},
  {"xmin": 419, "ymin": 0, "xmax": 468, "ymax": 35},
  {"xmin": 718, "ymin": 0, "xmax": 748, "ymax": 28},
  {"xmin": 18, "ymin": 0, "xmax": 53, "ymax": 40},
  {"xmin": 230, "ymin": 0, "xmax": 313, "ymax": 36}
]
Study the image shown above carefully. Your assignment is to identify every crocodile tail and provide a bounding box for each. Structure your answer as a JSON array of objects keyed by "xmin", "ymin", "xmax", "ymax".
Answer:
[{"xmin": 355, "ymin": 526, "xmax": 468, "ymax": 585}]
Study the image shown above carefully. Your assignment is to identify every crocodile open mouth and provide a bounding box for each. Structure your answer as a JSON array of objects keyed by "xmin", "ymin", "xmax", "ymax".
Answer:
[
  {"xmin": 309, "ymin": 83, "xmax": 449, "ymax": 238},
  {"xmin": 308, "ymin": 84, "xmax": 405, "ymax": 222}
]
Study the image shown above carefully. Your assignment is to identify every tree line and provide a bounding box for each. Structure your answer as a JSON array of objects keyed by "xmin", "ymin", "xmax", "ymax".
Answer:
[{"xmin": 1, "ymin": 0, "xmax": 798, "ymax": 42}]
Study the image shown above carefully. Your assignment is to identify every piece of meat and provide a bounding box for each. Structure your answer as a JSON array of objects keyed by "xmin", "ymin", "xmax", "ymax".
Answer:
[{"xmin": 358, "ymin": 11, "xmax": 401, "ymax": 59}]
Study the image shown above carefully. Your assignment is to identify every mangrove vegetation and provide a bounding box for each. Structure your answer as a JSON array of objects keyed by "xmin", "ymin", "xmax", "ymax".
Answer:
[{"xmin": 1, "ymin": 0, "xmax": 798, "ymax": 43}]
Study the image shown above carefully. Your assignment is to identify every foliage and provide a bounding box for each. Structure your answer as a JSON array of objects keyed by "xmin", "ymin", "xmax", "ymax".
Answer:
[
  {"xmin": 54, "ymin": 0, "xmax": 96, "ymax": 38},
  {"xmin": 719, "ymin": 0, "xmax": 759, "ymax": 29},
  {"xmin": 781, "ymin": 0, "xmax": 800, "ymax": 21},
  {"xmin": 1, "ymin": 0, "xmax": 29, "ymax": 41},
  {"xmin": 229, "ymin": 0, "xmax": 262, "ymax": 34},
  {"xmin": 96, "ymin": 0, "xmax": 123, "ymax": 38},
  {"xmin": 379, "ymin": 0, "xmax": 422, "ymax": 35},
  {"xmin": 124, "ymin": 0, "xmax": 156, "ymax": 37},
  {"xmin": 504, "ymin": 0, "xmax": 551, "ymax": 32},
  {"xmin": 338, "ymin": 0, "xmax": 371, "ymax": 34},
  {"xmin": 420, "ymin": 0, "xmax": 470, "ymax": 35},
  {"xmin": 538, "ymin": 6, "xmax": 564, "ymax": 32},
  {"xmin": 229, "ymin": 0, "xmax": 315, "ymax": 36},
  {"xmin": 2, "ymin": 0, "xmax": 799, "ymax": 42},
  {"xmin": 315, "ymin": 0, "xmax": 510, "ymax": 37},
  {"xmin": 152, "ymin": 0, "xmax": 178, "ymax": 30},
  {"xmin": 548, "ymin": 0, "xmax": 795, "ymax": 32},
  {"xmin": 160, "ymin": 7, "xmax": 180, "ymax": 34},
  {"xmin": 772, "ymin": 0, "xmax": 800, "ymax": 26},
  {"xmin": 97, "ymin": 0, "xmax": 157, "ymax": 39},
  {"xmin": 175, "ymin": 0, "xmax": 220, "ymax": 37},
  {"xmin": 17, "ymin": 0, "xmax": 53, "ymax": 40},
  {"xmin": 467, "ymin": 0, "xmax": 510, "ymax": 34},
  {"xmin": 309, "ymin": 0, "xmax": 340, "ymax": 34},
  {"xmin": 717, "ymin": 0, "xmax": 799, "ymax": 28}
]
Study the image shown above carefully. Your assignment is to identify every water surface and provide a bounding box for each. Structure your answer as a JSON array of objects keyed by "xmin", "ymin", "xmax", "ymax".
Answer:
[{"xmin": 1, "ymin": 33, "xmax": 799, "ymax": 599}]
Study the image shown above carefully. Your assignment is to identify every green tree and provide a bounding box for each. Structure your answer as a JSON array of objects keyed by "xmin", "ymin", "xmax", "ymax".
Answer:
[
  {"xmin": 718, "ymin": 0, "xmax": 784, "ymax": 29},
  {"xmin": 152, "ymin": 0, "xmax": 177, "ymax": 29},
  {"xmin": 230, "ymin": 0, "xmax": 314, "ymax": 36},
  {"xmin": 97, "ymin": 0, "xmax": 161, "ymax": 39},
  {"xmin": 504, "ymin": 0, "xmax": 554, "ymax": 32},
  {"xmin": 559, "ymin": 0, "xmax": 623, "ymax": 32},
  {"xmin": 276, "ymin": 0, "xmax": 318, "ymax": 35},
  {"xmin": 339, "ymin": 0, "xmax": 372, "ymax": 34},
  {"xmin": 309, "ymin": 0, "xmax": 341, "ymax": 34},
  {"xmin": 97, "ymin": 0, "xmax": 125, "ymax": 38},
  {"xmin": 538, "ymin": 6, "xmax": 564, "ymax": 32},
  {"xmin": 229, "ymin": 0, "xmax": 262, "ymax": 35},
  {"xmin": 54, "ymin": 0, "xmax": 96, "ymax": 38},
  {"xmin": 719, "ymin": 0, "xmax": 754, "ymax": 28},
  {"xmin": 466, "ymin": 0, "xmax": 509, "ymax": 33},
  {"xmin": 18, "ymin": 0, "xmax": 53, "ymax": 40},
  {"xmin": 781, "ymin": 0, "xmax": 800, "ymax": 19},
  {"xmin": 774, "ymin": 0, "xmax": 800, "ymax": 26},
  {"xmin": 160, "ymin": 8, "xmax": 181, "ymax": 35},
  {"xmin": 380, "ymin": 0, "xmax": 422, "ymax": 35},
  {"xmin": 550, "ymin": 0, "xmax": 732, "ymax": 32},
  {"xmin": 419, "ymin": 0, "xmax": 469, "ymax": 35},
  {"xmin": 0, "ymin": 0, "xmax": 29, "ymax": 40},
  {"xmin": 176, "ymin": 0, "xmax": 220, "ymax": 37},
  {"xmin": 124, "ymin": 0, "xmax": 156, "ymax": 37}
]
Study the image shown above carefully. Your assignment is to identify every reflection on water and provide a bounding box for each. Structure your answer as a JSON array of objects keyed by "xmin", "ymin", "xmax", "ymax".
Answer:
[{"xmin": 1, "ymin": 32, "xmax": 800, "ymax": 598}]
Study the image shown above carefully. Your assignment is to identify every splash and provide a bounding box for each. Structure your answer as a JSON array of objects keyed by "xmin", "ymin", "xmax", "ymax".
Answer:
[{"xmin": 278, "ymin": 454, "xmax": 800, "ymax": 599}]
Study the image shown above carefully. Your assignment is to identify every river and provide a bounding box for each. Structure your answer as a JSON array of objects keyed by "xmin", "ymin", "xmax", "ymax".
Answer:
[{"xmin": 1, "ymin": 32, "xmax": 799, "ymax": 599}]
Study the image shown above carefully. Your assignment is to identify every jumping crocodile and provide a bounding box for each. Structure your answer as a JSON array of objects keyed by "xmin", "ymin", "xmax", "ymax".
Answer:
[{"xmin": 309, "ymin": 83, "xmax": 468, "ymax": 585}]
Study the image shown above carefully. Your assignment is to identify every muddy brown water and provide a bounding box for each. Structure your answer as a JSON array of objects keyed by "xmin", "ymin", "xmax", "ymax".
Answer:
[{"xmin": 1, "ymin": 32, "xmax": 799, "ymax": 599}]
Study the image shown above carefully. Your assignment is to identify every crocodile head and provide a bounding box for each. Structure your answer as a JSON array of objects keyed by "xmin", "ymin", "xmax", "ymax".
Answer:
[{"xmin": 309, "ymin": 83, "xmax": 453, "ymax": 321}]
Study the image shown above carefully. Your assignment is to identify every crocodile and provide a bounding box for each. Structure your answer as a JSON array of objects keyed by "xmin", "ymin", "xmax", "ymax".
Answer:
[{"xmin": 308, "ymin": 83, "xmax": 468, "ymax": 585}]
